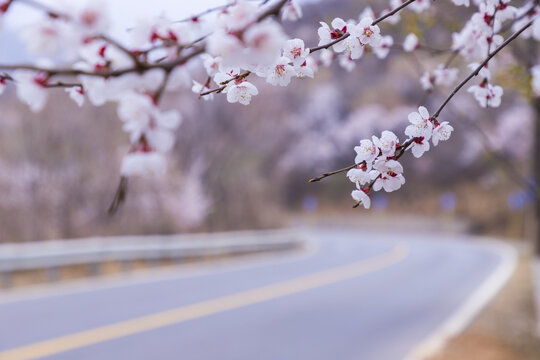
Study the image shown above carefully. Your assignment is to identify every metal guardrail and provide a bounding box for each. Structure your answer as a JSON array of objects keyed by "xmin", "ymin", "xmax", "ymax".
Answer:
[{"xmin": 0, "ymin": 230, "xmax": 305, "ymax": 287}]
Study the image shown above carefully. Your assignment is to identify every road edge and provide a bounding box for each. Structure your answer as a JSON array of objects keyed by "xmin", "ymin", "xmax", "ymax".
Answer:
[
  {"xmin": 404, "ymin": 239, "xmax": 517, "ymax": 360},
  {"xmin": 0, "ymin": 230, "xmax": 313, "ymax": 304}
]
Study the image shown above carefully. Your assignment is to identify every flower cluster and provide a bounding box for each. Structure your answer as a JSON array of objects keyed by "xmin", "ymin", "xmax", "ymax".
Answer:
[
  {"xmin": 0, "ymin": 0, "xmax": 539, "ymax": 213},
  {"xmin": 467, "ymin": 63, "xmax": 503, "ymax": 108},
  {"xmin": 449, "ymin": 0, "xmax": 520, "ymax": 107},
  {"xmin": 199, "ymin": 35, "xmax": 315, "ymax": 105},
  {"xmin": 316, "ymin": 15, "xmax": 389, "ymax": 71},
  {"xmin": 347, "ymin": 106, "xmax": 453, "ymax": 209},
  {"xmin": 420, "ymin": 64, "xmax": 459, "ymax": 91}
]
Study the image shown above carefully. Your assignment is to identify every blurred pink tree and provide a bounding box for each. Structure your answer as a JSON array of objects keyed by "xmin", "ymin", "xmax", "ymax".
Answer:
[{"xmin": 0, "ymin": 0, "xmax": 539, "ymax": 246}]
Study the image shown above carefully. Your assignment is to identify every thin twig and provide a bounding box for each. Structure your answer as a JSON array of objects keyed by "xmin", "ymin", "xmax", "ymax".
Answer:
[
  {"xmin": 309, "ymin": 34, "xmax": 351, "ymax": 53},
  {"xmin": 107, "ymin": 176, "xmax": 128, "ymax": 215},
  {"xmin": 256, "ymin": 0, "xmax": 287, "ymax": 21},
  {"xmin": 309, "ymin": 163, "xmax": 358, "ymax": 183},
  {"xmin": 198, "ymin": 76, "xmax": 211, "ymax": 98},
  {"xmin": 46, "ymin": 81, "xmax": 82, "ymax": 88},
  {"xmin": 309, "ymin": 138, "xmax": 415, "ymax": 184},
  {"xmin": 15, "ymin": 0, "xmax": 69, "ymax": 19},
  {"xmin": 499, "ymin": 0, "xmax": 539, "ymax": 33},
  {"xmin": 200, "ymin": 71, "xmax": 251, "ymax": 96},
  {"xmin": 97, "ymin": 35, "xmax": 143, "ymax": 68},
  {"xmin": 443, "ymin": 48, "xmax": 460, "ymax": 68},
  {"xmin": 372, "ymin": 0, "xmax": 417, "ymax": 26},
  {"xmin": 153, "ymin": 69, "xmax": 172, "ymax": 102},
  {"xmin": 173, "ymin": 0, "xmax": 268, "ymax": 23}
]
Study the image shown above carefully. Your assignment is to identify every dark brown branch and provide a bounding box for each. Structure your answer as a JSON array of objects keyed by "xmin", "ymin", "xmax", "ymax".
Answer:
[
  {"xmin": 309, "ymin": 34, "xmax": 351, "ymax": 53},
  {"xmin": 153, "ymin": 69, "xmax": 172, "ymax": 103},
  {"xmin": 46, "ymin": 81, "xmax": 82, "ymax": 88},
  {"xmin": 173, "ymin": 0, "xmax": 268, "ymax": 24},
  {"xmin": 97, "ymin": 35, "xmax": 143, "ymax": 68},
  {"xmin": 107, "ymin": 176, "xmax": 128, "ymax": 215},
  {"xmin": 309, "ymin": 138, "xmax": 416, "ymax": 184},
  {"xmin": 174, "ymin": 3, "xmax": 235, "ymax": 23},
  {"xmin": 308, "ymin": 163, "xmax": 358, "ymax": 183},
  {"xmin": 15, "ymin": 0, "xmax": 69, "ymax": 19},
  {"xmin": 200, "ymin": 71, "xmax": 251, "ymax": 96},
  {"xmin": 256, "ymin": 0, "xmax": 288, "ymax": 21},
  {"xmin": 443, "ymin": 48, "xmax": 460, "ymax": 68},
  {"xmin": 0, "ymin": 45, "xmax": 204, "ymax": 78},
  {"xmin": 372, "ymin": 0, "xmax": 417, "ymax": 26},
  {"xmin": 198, "ymin": 76, "xmax": 211, "ymax": 98},
  {"xmin": 499, "ymin": 0, "xmax": 539, "ymax": 33}
]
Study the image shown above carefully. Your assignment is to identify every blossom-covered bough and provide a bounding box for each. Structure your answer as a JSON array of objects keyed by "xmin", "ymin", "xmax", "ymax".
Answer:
[{"xmin": 0, "ymin": 0, "xmax": 539, "ymax": 214}]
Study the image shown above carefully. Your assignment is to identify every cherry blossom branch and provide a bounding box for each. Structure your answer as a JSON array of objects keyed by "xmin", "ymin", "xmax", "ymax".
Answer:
[
  {"xmin": 309, "ymin": 0, "xmax": 417, "ymax": 53},
  {"xmin": 97, "ymin": 35, "xmax": 143, "ymax": 68},
  {"xmin": 499, "ymin": 0, "xmax": 539, "ymax": 33},
  {"xmin": 372, "ymin": 0, "xmax": 417, "ymax": 26},
  {"xmin": 309, "ymin": 34, "xmax": 351, "ymax": 52},
  {"xmin": 309, "ymin": 138, "xmax": 416, "ymax": 184},
  {"xmin": 45, "ymin": 81, "xmax": 82, "ymax": 88},
  {"xmin": 173, "ymin": 2, "xmax": 236, "ymax": 23},
  {"xmin": 200, "ymin": 71, "xmax": 251, "ymax": 96},
  {"xmin": 201, "ymin": 0, "xmax": 419, "ymax": 97},
  {"xmin": 257, "ymin": 0, "xmax": 288, "ymax": 21},
  {"xmin": 432, "ymin": 16, "xmax": 537, "ymax": 119},
  {"xmin": 14, "ymin": 0, "xmax": 69, "ymax": 19},
  {"xmin": 153, "ymin": 69, "xmax": 172, "ymax": 102},
  {"xmin": 443, "ymin": 48, "xmax": 460, "ymax": 68},
  {"xmin": 198, "ymin": 76, "xmax": 212, "ymax": 98},
  {"xmin": 391, "ymin": 43, "xmax": 451, "ymax": 55},
  {"xmin": 0, "ymin": 0, "xmax": 288, "ymax": 83},
  {"xmin": 107, "ymin": 176, "xmax": 128, "ymax": 215},
  {"xmin": 486, "ymin": 8, "xmax": 499, "ymax": 57},
  {"xmin": 0, "ymin": 45, "xmax": 205, "ymax": 78},
  {"xmin": 7, "ymin": 0, "xmax": 145, "ymax": 70},
  {"xmin": 351, "ymin": 138, "xmax": 416, "ymax": 208},
  {"xmin": 173, "ymin": 0, "xmax": 268, "ymax": 23}
]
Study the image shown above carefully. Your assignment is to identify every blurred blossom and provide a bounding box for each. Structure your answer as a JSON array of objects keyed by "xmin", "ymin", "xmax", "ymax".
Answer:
[
  {"xmin": 372, "ymin": 194, "xmax": 388, "ymax": 211},
  {"xmin": 302, "ymin": 83, "xmax": 341, "ymax": 122},
  {"xmin": 459, "ymin": 132, "xmax": 484, "ymax": 165},
  {"xmin": 302, "ymin": 195, "xmax": 318, "ymax": 212},
  {"xmin": 333, "ymin": 105, "xmax": 410, "ymax": 153},
  {"xmin": 439, "ymin": 192, "xmax": 456, "ymax": 212},
  {"xmin": 507, "ymin": 190, "xmax": 534, "ymax": 211},
  {"xmin": 489, "ymin": 105, "xmax": 533, "ymax": 159}
]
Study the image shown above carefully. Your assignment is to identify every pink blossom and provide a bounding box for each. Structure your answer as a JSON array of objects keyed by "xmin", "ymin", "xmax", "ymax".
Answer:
[
  {"xmin": 226, "ymin": 81, "xmax": 259, "ymax": 105},
  {"xmin": 351, "ymin": 188, "xmax": 371, "ymax": 209}
]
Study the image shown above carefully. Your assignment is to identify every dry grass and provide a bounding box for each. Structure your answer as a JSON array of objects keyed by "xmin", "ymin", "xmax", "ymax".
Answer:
[{"xmin": 430, "ymin": 255, "xmax": 540, "ymax": 360}]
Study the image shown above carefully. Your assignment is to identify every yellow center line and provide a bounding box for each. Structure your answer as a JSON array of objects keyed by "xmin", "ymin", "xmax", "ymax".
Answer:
[{"xmin": 0, "ymin": 243, "xmax": 409, "ymax": 360}]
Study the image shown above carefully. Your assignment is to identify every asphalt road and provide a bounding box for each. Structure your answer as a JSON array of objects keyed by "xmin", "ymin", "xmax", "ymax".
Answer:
[{"xmin": 0, "ymin": 228, "xmax": 513, "ymax": 360}]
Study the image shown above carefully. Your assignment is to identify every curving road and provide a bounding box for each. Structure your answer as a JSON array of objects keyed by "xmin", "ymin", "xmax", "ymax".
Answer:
[{"xmin": 0, "ymin": 228, "xmax": 515, "ymax": 360}]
